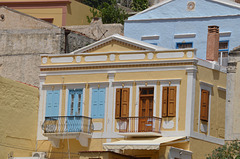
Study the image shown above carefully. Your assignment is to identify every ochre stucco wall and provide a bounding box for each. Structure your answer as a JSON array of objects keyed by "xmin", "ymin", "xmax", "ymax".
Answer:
[
  {"xmin": 194, "ymin": 66, "xmax": 226, "ymax": 139},
  {"xmin": 189, "ymin": 137, "xmax": 221, "ymax": 159},
  {"xmin": 0, "ymin": 76, "xmax": 39, "ymax": 158},
  {"xmin": 66, "ymin": 0, "xmax": 93, "ymax": 26},
  {"xmin": 17, "ymin": 8, "xmax": 63, "ymax": 26}
]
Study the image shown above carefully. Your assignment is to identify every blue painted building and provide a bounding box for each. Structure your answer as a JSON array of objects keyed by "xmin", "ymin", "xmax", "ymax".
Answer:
[{"xmin": 124, "ymin": 0, "xmax": 240, "ymax": 60}]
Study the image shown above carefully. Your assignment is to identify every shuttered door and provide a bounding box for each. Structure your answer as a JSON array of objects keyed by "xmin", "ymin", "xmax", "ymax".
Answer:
[
  {"xmin": 115, "ymin": 88, "xmax": 121, "ymax": 118},
  {"xmin": 168, "ymin": 86, "xmax": 176, "ymax": 117},
  {"xmin": 162, "ymin": 87, "xmax": 168, "ymax": 117},
  {"xmin": 121, "ymin": 88, "xmax": 129, "ymax": 117},
  {"xmin": 200, "ymin": 89, "xmax": 209, "ymax": 121},
  {"xmin": 91, "ymin": 88, "xmax": 105, "ymax": 119},
  {"xmin": 45, "ymin": 90, "xmax": 60, "ymax": 117}
]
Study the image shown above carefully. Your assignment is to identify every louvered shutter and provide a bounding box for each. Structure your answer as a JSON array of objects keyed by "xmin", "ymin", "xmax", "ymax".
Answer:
[
  {"xmin": 91, "ymin": 89, "xmax": 99, "ymax": 118},
  {"xmin": 45, "ymin": 90, "xmax": 60, "ymax": 117},
  {"xmin": 168, "ymin": 86, "xmax": 176, "ymax": 117},
  {"xmin": 200, "ymin": 89, "xmax": 209, "ymax": 121},
  {"xmin": 162, "ymin": 87, "xmax": 168, "ymax": 117},
  {"xmin": 115, "ymin": 88, "xmax": 121, "ymax": 118},
  {"xmin": 121, "ymin": 88, "xmax": 130, "ymax": 117},
  {"xmin": 98, "ymin": 88, "xmax": 105, "ymax": 118}
]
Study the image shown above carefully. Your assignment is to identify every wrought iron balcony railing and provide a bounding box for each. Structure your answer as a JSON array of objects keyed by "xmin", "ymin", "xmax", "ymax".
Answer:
[
  {"xmin": 42, "ymin": 116, "xmax": 93, "ymax": 134},
  {"xmin": 116, "ymin": 116, "xmax": 162, "ymax": 134}
]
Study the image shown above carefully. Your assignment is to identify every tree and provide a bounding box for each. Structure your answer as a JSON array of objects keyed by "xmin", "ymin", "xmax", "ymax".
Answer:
[
  {"xmin": 131, "ymin": 0, "xmax": 149, "ymax": 12},
  {"xmin": 207, "ymin": 140, "xmax": 240, "ymax": 159},
  {"xmin": 83, "ymin": 0, "xmax": 129, "ymax": 24},
  {"xmin": 81, "ymin": 0, "xmax": 112, "ymax": 9}
]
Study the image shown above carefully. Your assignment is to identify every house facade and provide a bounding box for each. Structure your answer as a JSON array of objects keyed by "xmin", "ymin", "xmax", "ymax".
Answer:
[
  {"xmin": 124, "ymin": 0, "xmax": 240, "ymax": 63},
  {"xmin": 32, "ymin": 34, "xmax": 226, "ymax": 159},
  {"xmin": 0, "ymin": 0, "xmax": 93, "ymax": 26},
  {"xmin": 225, "ymin": 46, "xmax": 240, "ymax": 141}
]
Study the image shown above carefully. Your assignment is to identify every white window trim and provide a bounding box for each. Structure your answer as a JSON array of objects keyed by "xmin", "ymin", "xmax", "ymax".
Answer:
[
  {"xmin": 159, "ymin": 80, "xmax": 180, "ymax": 131},
  {"xmin": 198, "ymin": 83, "xmax": 212, "ymax": 136}
]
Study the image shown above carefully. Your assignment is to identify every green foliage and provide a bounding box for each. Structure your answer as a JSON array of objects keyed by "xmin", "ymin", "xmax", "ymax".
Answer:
[
  {"xmin": 131, "ymin": 0, "xmax": 149, "ymax": 12},
  {"xmin": 207, "ymin": 140, "xmax": 240, "ymax": 159},
  {"xmin": 87, "ymin": 8, "xmax": 100, "ymax": 23},
  {"xmin": 81, "ymin": 0, "xmax": 112, "ymax": 9},
  {"xmin": 100, "ymin": 1, "xmax": 128, "ymax": 24},
  {"xmin": 84, "ymin": 0, "xmax": 129, "ymax": 24}
]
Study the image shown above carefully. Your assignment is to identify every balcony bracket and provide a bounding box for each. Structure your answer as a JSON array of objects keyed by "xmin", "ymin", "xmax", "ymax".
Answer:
[
  {"xmin": 49, "ymin": 137, "xmax": 60, "ymax": 148},
  {"xmin": 77, "ymin": 133, "xmax": 89, "ymax": 147}
]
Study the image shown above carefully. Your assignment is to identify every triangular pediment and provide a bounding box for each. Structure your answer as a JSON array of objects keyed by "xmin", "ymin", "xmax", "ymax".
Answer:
[
  {"xmin": 128, "ymin": 0, "xmax": 240, "ymax": 20},
  {"xmin": 72, "ymin": 34, "xmax": 165, "ymax": 53}
]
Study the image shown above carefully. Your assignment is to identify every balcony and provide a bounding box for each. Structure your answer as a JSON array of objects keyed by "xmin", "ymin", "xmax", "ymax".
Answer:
[
  {"xmin": 116, "ymin": 116, "xmax": 162, "ymax": 137},
  {"xmin": 42, "ymin": 116, "xmax": 93, "ymax": 138}
]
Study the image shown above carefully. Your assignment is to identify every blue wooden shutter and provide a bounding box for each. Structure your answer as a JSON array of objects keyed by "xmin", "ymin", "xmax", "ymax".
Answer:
[
  {"xmin": 45, "ymin": 90, "xmax": 60, "ymax": 117},
  {"xmin": 91, "ymin": 89, "xmax": 99, "ymax": 118},
  {"xmin": 91, "ymin": 88, "xmax": 105, "ymax": 118},
  {"xmin": 98, "ymin": 88, "xmax": 105, "ymax": 118}
]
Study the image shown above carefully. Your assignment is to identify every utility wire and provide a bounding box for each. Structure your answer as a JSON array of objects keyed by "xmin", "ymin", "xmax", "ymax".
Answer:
[{"xmin": 0, "ymin": 142, "xmax": 80, "ymax": 155}]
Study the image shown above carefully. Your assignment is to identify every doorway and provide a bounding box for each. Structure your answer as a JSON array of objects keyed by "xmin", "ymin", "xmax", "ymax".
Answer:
[{"xmin": 139, "ymin": 87, "xmax": 154, "ymax": 132}]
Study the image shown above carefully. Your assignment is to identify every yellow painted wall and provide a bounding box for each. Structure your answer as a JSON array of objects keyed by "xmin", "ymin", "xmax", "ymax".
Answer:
[
  {"xmin": 36, "ymin": 138, "xmax": 106, "ymax": 159},
  {"xmin": 45, "ymin": 74, "xmax": 108, "ymax": 84},
  {"xmin": 87, "ymin": 41, "xmax": 144, "ymax": 53},
  {"xmin": 189, "ymin": 137, "xmax": 220, "ymax": 159},
  {"xmin": 193, "ymin": 66, "xmax": 226, "ymax": 138},
  {"xmin": 0, "ymin": 76, "xmax": 39, "ymax": 158},
  {"xmin": 66, "ymin": 0, "xmax": 93, "ymax": 26},
  {"xmin": 17, "ymin": 8, "xmax": 63, "ymax": 26}
]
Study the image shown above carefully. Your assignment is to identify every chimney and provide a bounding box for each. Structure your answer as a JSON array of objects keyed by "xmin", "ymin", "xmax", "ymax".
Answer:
[{"xmin": 206, "ymin": 25, "xmax": 219, "ymax": 62}]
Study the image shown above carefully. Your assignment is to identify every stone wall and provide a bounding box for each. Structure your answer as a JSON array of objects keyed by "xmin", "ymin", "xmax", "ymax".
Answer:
[
  {"xmin": 0, "ymin": 7, "xmax": 95, "ymax": 86},
  {"xmin": 65, "ymin": 19, "xmax": 124, "ymax": 40}
]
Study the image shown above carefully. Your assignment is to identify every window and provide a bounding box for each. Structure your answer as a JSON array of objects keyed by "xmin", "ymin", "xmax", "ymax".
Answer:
[
  {"xmin": 162, "ymin": 86, "xmax": 176, "ymax": 117},
  {"xmin": 40, "ymin": 18, "xmax": 54, "ymax": 23},
  {"xmin": 176, "ymin": 42, "xmax": 193, "ymax": 49},
  {"xmin": 91, "ymin": 88, "xmax": 106, "ymax": 119},
  {"xmin": 218, "ymin": 41, "xmax": 229, "ymax": 66},
  {"xmin": 200, "ymin": 89, "xmax": 209, "ymax": 122},
  {"xmin": 115, "ymin": 88, "xmax": 130, "ymax": 118},
  {"xmin": 45, "ymin": 90, "xmax": 60, "ymax": 117},
  {"xmin": 68, "ymin": 89, "xmax": 83, "ymax": 116}
]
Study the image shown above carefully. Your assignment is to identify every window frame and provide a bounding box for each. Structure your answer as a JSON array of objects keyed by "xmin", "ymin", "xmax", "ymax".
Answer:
[
  {"xmin": 65, "ymin": 84, "xmax": 85, "ymax": 117},
  {"xmin": 218, "ymin": 40, "xmax": 229, "ymax": 53},
  {"xmin": 198, "ymin": 82, "xmax": 212, "ymax": 134},
  {"xmin": 176, "ymin": 42, "xmax": 193, "ymax": 49}
]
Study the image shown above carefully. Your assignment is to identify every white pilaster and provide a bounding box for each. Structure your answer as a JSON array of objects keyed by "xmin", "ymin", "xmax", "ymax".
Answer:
[
  {"xmin": 106, "ymin": 71, "xmax": 115, "ymax": 137},
  {"xmin": 185, "ymin": 67, "xmax": 197, "ymax": 136}
]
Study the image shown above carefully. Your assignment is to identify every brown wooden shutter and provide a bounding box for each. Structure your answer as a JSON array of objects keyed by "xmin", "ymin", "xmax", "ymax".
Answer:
[
  {"xmin": 115, "ymin": 88, "xmax": 121, "ymax": 118},
  {"xmin": 121, "ymin": 88, "xmax": 130, "ymax": 117},
  {"xmin": 162, "ymin": 87, "xmax": 168, "ymax": 117},
  {"xmin": 168, "ymin": 86, "xmax": 176, "ymax": 117},
  {"xmin": 200, "ymin": 89, "xmax": 209, "ymax": 121}
]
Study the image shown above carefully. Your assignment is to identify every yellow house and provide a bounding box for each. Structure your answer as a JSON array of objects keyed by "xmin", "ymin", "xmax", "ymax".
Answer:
[
  {"xmin": 35, "ymin": 34, "xmax": 226, "ymax": 159},
  {"xmin": 0, "ymin": 0, "xmax": 93, "ymax": 26},
  {"xmin": 0, "ymin": 76, "xmax": 39, "ymax": 159}
]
